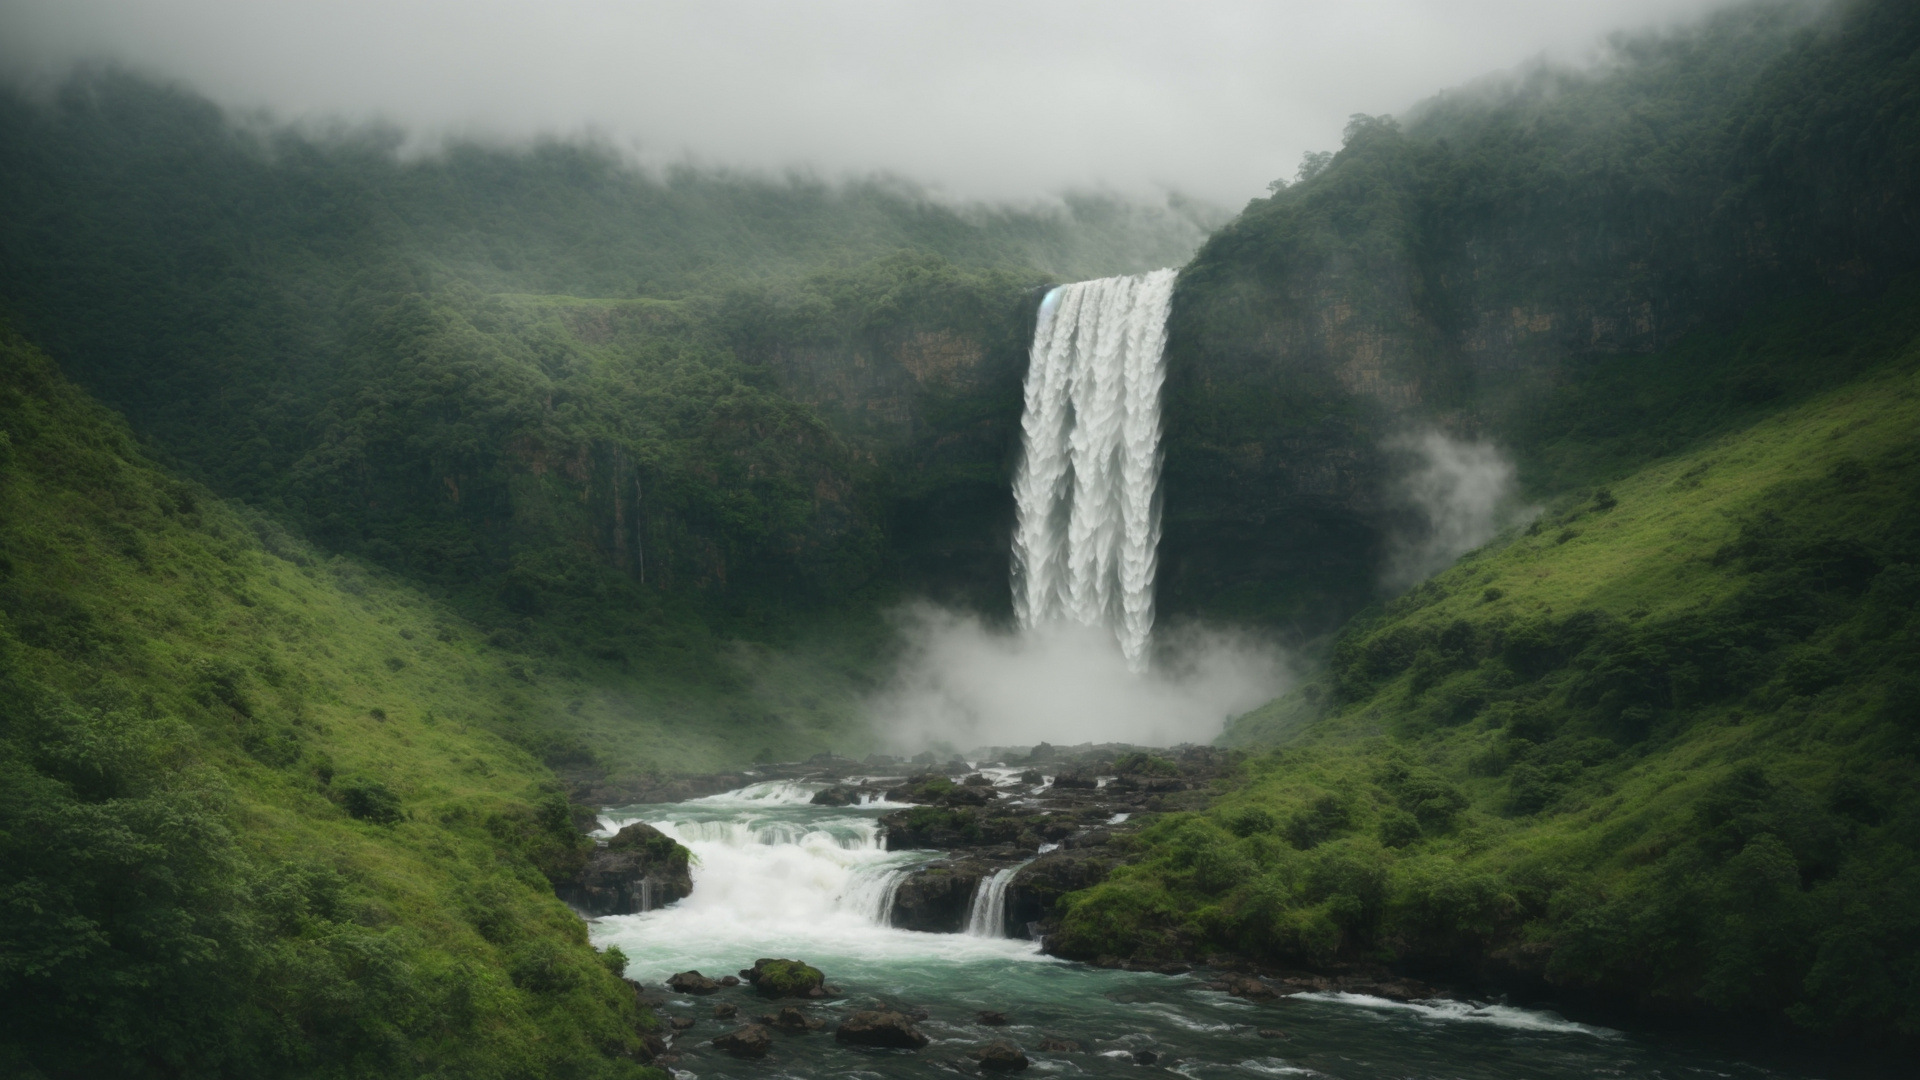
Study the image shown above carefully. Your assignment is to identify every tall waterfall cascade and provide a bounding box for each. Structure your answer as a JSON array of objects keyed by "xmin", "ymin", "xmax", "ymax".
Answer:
[{"xmin": 1010, "ymin": 269, "xmax": 1178, "ymax": 671}]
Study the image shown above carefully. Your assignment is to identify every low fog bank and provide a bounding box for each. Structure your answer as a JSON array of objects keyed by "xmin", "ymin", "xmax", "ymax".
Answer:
[
  {"xmin": 0, "ymin": 0, "xmax": 1743, "ymax": 206},
  {"xmin": 870, "ymin": 604, "xmax": 1290, "ymax": 754},
  {"xmin": 1381, "ymin": 430, "xmax": 1535, "ymax": 591}
]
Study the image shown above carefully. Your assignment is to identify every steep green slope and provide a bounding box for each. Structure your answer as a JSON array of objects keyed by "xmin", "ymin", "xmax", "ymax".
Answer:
[
  {"xmin": 0, "ymin": 327, "xmax": 669, "ymax": 1078},
  {"xmin": 1051, "ymin": 299, "xmax": 1920, "ymax": 1039},
  {"xmin": 1156, "ymin": 0, "xmax": 1920, "ymax": 637}
]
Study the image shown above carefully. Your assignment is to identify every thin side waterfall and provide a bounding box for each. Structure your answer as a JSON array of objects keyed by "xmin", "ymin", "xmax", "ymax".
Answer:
[
  {"xmin": 965, "ymin": 861, "xmax": 1033, "ymax": 938},
  {"xmin": 1010, "ymin": 268, "xmax": 1178, "ymax": 671}
]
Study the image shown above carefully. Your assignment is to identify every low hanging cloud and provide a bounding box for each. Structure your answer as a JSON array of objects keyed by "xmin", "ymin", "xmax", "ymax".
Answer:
[
  {"xmin": 0, "ymin": 0, "xmax": 1745, "ymax": 205},
  {"xmin": 1380, "ymin": 430, "xmax": 1531, "ymax": 591},
  {"xmin": 869, "ymin": 603, "xmax": 1289, "ymax": 754}
]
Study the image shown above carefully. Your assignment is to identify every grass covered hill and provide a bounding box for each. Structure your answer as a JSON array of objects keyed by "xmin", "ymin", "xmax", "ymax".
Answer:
[
  {"xmin": 1049, "ymin": 287, "xmax": 1920, "ymax": 1040},
  {"xmin": 0, "ymin": 326, "xmax": 671, "ymax": 1079}
]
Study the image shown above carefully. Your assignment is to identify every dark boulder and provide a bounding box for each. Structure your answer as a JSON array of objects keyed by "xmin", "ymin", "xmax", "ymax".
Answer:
[
  {"xmin": 976, "ymin": 1010, "xmax": 1010, "ymax": 1026},
  {"xmin": 1007, "ymin": 850, "xmax": 1117, "ymax": 940},
  {"xmin": 743, "ymin": 957, "xmax": 827, "ymax": 998},
  {"xmin": 1037, "ymin": 1036, "xmax": 1081, "ymax": 1052},
  {"xmin": 972, "ymin": 1040, "xmax": 1030, "ymax": 1071},
  {"xmin": 668, "ymin": 1016, "xmax": 696, "ymax": 1031},
  {"xmin": 762, "ymin": 1006, "xmax": 825, "ymax": 1032},
  {"xmin": 1133, "ymin": 1049, "xmax": 1161, "ymax": 1065},
  {"xmin": 1207, "ymin": 972, "xmax": 1277, "ymax": 1001},
  {"xmin": 667, "ymin": 970, "xmax": 720, "ymax": 995},
  {"xmin": 835, "ymin": 1010, "xmax": 931, "ymax": 1049},
  {"xmin": 962, "ymin": 773, "xmax": 994, "ymax": 787},
  {"xmin": 1051, "ymin": 771, "xmax": 1098, "ymax": 789},
  {"xmin": 810, "ymin": 785, "xmax": 858, "ymax": 807},
  {"xmin": 713, "ymin": 1003, "xmax": 738, "ymax": 1019},
  {"xmin": 711, "ymin": 1024, "xmax": 773, "ymax": 1058},
  {"xmin": 553, "ymin": 821, "xmax": 693, "ymax": 916},
  {"xmin": 886, "ymin": 774, "xmax": 994, "ymax": 807},
  {"xmin": 887, "ymin": 864, "xmax": 984, "ymax": 932}
]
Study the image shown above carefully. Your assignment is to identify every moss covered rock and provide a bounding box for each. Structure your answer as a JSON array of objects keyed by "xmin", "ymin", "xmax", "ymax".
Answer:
[{"xmin": 743, "ymin": 958, "xmax": 827, "ymax": 998}]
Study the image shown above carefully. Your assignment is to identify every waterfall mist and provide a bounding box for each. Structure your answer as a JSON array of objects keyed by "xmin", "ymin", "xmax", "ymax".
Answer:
[
  {"xmin": 869, "ymin": 603, "xmax": 1289, "ymax": 753},
  {"xmin": 1380, "ymin": 430, "xmax": 1532, "ymax": 591}
]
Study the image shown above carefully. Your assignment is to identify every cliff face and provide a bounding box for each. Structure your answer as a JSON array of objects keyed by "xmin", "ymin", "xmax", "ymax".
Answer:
[
  {"xmin": 720, "ymin": 257, "xmax": 1047, "ymax": 614},
  {"xmin": 1157, "ymin": 0, "xmax": 1920, "ymax": 637}
]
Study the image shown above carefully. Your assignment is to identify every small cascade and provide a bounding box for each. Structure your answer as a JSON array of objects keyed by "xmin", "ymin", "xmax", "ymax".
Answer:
[
  {"xmin": 965, "ymin": 861, "xmax": 1034, "ymax": 938},
  {"xmin": 1011, "ymin": 268, "xmax": 1178, "ymax": 671}
]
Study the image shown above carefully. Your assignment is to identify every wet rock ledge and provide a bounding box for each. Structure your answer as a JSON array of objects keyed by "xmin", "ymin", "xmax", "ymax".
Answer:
[{"xmin": 554, "ymin": 821, "xmax": 693, "ymax": 916}]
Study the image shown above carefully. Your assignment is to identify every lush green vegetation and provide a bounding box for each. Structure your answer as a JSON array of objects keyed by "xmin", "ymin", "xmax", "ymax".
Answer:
[
  {"xmin": 0, "ymin": 328, "xmax": 668, "ymax": 1078},
  {"xmin": 0, "ymin": 73, "xmax": 1210, "ymax": 776},
  {"xmin": 1051, "ymin": 291, "xmax": 1920, "ymax": 1038},
  {"xmin": 1156, "ymin": 0, "xmax": 1920, "ymax": 638}
]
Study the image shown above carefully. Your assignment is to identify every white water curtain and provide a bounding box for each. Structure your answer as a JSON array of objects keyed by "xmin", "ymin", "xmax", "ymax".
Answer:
[{"xmin": 1010, "ymin": 268, "xmax": 1177, "ymax": 672}]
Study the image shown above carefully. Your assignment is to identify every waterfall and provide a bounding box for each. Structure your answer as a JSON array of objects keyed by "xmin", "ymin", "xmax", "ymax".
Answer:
[
  {"xmin": 965, "ymin": 861, "xmax": 1032, "ymax": 938},
  {"xmin": 1011, "ymin": 268, "xmax": 1178, "ymax": 671}
]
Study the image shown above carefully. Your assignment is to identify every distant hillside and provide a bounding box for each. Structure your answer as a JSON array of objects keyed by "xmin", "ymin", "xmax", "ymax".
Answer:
[
  {"xmin": 1052, "ymin": 284, "xmax": 1920, "ymax": 1039},
  {"xmin": 0, "ymin": 326, "xmax": 668, "ymax": 1077},
  {"xmin": 0, "ymin": 73, "xmax": 1220, "ymax": 771},
  {"xmin": 1157, "ymin": 0, "xmax": 1920, "ymax": 637}
]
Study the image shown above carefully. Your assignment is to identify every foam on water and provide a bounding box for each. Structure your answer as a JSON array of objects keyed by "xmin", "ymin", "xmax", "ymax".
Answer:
[
  {"xmin": 591, "ymin": 793, "xmax": 1048, "ymax": 981},
  {"xmin": 1293, "ymin": 992, "xmax": 1619, "ymax": 1038}
]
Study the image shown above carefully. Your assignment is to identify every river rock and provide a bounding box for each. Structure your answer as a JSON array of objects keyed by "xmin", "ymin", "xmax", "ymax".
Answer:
[
  {"xmin": 1007, "ymin": 849, "xmax": 1119, "ymax": 943},
  {"xmin": 743, "ymin": 957, "xmax": 827, "ymax": 998},
  {"xmin": 762, "ymin": 1006, "xmax": 825, "ymax": 1032},
  {"xmin": 711, "ymin": 1024, "xmax": 773, "ymax": 1058},
  {"xmin": 713, "ymin": 1003, "xmax": 738, "ymax": 1019},
  {"xmin": 1133, "ymin": 1049, "xmax": 1161, "ymax": 1065},
  {"xmin": 810, "ymin": 785, "xmax": 858, "ymax": 806},
  {"xmin": 667, "ymin": 970, "xmax": 721, "ymax": 995},
  {"xmin": 887, "ymin": 774, "xmax": 994, "ymax": 807},
  {"xmin": 1037, "ymin": 1036, "xmax": 1081, "ymax": 1052},
  {"xmin": 835, "ymin": 1010, "xmax": 931, "ymax": 1049},
  {"xmin": 553, "ymin": 821, "xmax": 693, "ymax": 916},
  {"xmin": 1051, "ymin": 771, "xmax": 1099, "ymax": 789},
  {"xmin": 977, "ymin": 1010, "xmax": 1010, "ymax": 1026},
  {"xmin": 1207, "ymin": 972, "xmax": 1277, "ymax": 1001},
  {"xmin": 887, "ymin": 863, "xmax": 983, "ymax": 932},
  {"xmin": 963, "ymin": 773, "xmax": 994, "ymax": 787},
  {"xmin": 668, "ymin": 1016, "xmax": 696, "ymax": 1031},
  {"xmin": 719, "ymin": 974, "xmax": 741, "ymax": 986},
  {"xmin": 972, "ymin": 1040, "xmax": 1030, "ymax": 1071}
]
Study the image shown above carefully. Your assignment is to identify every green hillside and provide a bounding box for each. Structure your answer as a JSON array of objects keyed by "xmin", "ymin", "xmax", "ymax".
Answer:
[
  {"xmin": 0, "ymin": 327, "xmax": 667, "ymax": 1078},
  {"xmin": 1051, "ymin": 291, "xmax": 1920, "ymax": 1038}
]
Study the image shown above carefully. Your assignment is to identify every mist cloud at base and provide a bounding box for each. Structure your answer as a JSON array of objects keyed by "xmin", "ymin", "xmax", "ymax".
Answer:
[
  {"xmin": 869, "ymin": 603, "xmax": 1289, "ymax": 754},
  {"xmin": 1381, "ymin": 430, "xmax": 1533, "ymax": 592}
]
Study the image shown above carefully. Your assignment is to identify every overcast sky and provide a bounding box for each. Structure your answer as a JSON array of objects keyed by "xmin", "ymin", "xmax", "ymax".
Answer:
[{"xmin": 0, "ymin": 0, "xmax": 1744, "ymax": 205}]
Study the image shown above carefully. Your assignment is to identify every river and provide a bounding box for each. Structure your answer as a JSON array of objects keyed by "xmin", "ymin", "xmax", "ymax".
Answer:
[{"xmin": 588, "ymin": 780, "xmax": 1874, "ymax": 1080}]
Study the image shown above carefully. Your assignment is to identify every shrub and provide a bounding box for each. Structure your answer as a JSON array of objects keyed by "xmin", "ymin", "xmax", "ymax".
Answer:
[{"xmin": 336, "ymin": 775, "xmax": 404, "ymax": 824}]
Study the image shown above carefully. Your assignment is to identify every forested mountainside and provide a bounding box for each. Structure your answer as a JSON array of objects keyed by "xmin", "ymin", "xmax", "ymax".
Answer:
[
  {"xmin": 1052, "ymin": 282, "xmax": 1920, "ymax": 1039},
  {"xmin": 3, "ymin": 0, "xmax": 1919, "ymax": 1065},
  {"xmin": 0, "ymin": 330, "xmax": 668, "ymax": 1078},
  {"xmin": 1158, "ymin": 0, "xmax": 1920, "ymax": 636},
  {"xmin": 0, "ymin": 74, "xmax": 1211, "ymax": 776}
]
